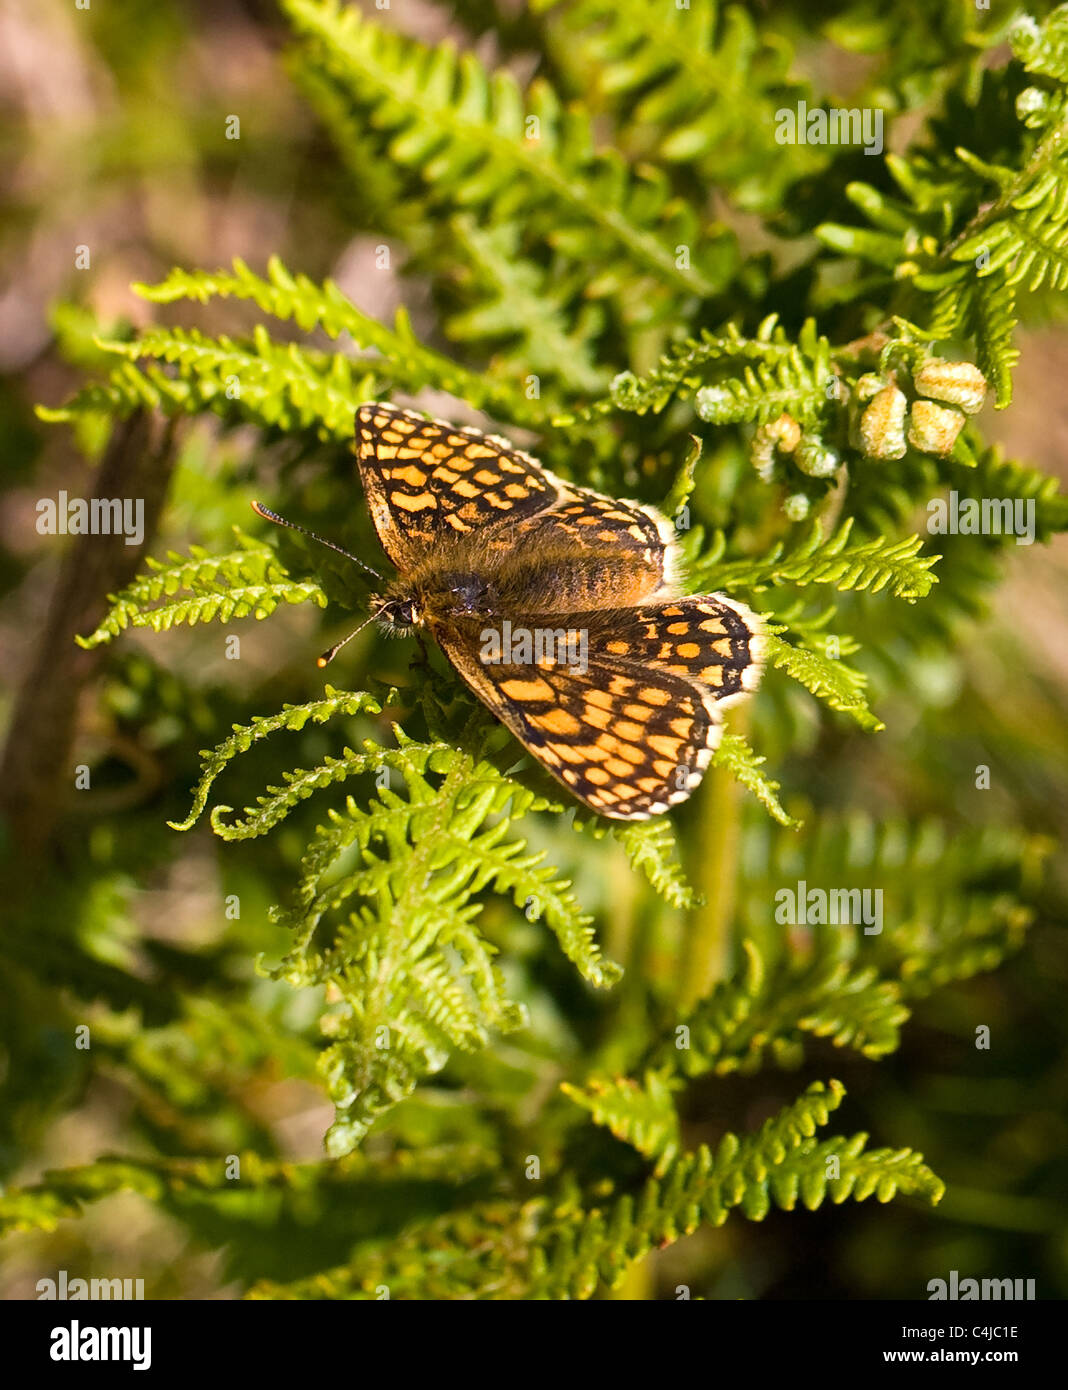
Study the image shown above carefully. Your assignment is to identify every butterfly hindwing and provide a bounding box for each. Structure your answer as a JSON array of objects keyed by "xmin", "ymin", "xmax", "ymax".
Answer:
[
  {"xmin": 580, "ymin": 595, "xmax": 765, "ymax": 698},
  {"xmin": 430, "ymin": 595, "xmax": 763, "ymax": 819},
  {"xmin": 430, "ymin": 622, "xmax": 712, "ymax": 818}
]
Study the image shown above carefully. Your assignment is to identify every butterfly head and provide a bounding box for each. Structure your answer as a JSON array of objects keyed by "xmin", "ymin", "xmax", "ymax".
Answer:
[
  {"xmin": 376, "ymin": 570, "xmax": 492, "ymax": 630},
  {"xmin": 371, "ymin": 593, "xmax": 420, "ymax": 634}
]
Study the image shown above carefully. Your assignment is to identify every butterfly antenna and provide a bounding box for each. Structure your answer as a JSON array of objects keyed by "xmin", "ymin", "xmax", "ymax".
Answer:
[
  {"xmin": 251, "ymin": 500, "xmax": 381, "ymax": 581},
  {"xmin": 316, "ymin": 613, "xmax": 377, "ymax": 668}
]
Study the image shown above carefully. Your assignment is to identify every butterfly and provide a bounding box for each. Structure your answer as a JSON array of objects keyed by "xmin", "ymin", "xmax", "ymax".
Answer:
[{"xmin": 253, "ymin": 402, "xmax": 764, "ymax": 820}]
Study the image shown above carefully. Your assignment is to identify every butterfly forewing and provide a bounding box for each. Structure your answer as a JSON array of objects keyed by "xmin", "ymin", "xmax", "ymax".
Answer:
[
  {"xmin": 505, "ymin": 487, "xmax": 678, "ymax": 606},
  {"xmin": 355, "ymin": 402, "xmax": 561, "ymax": 570}
]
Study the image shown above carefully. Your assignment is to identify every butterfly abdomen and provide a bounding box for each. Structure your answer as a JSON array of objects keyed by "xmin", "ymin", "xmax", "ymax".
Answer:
[{"xmin": 487, "ymin": 548, "xmax": 671, "ymax": 613}]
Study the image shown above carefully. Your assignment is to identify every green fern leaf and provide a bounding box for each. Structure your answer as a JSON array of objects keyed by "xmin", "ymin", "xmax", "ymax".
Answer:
[
  {"xmin": 245, "ymin": 1081, "xmax": 943, "ymax": 1298},
  {"xmin": 700, "ymin": 520, "xmax": 939, "ymax": 600},
  {"xmin": 134, "ymin": 255, "xmax": 553, "ymax": 426},
  {"xmin": 169, "ymin": 687, "xmax": 385, "ymax": 832},
  {"xmin": 77, "ymin": 531, "xmax": 327, "ymax": 649},
  {"xmin": 711, "ymin": 732, "xmax": 799, "ymax": 827},
  {"xmin": 561, "ymin": 1070, "xmax": 681, "ymax": 1173},
  {"xmin": 764, "ymin": 633, "xmax": 884, "ymax": 733}
]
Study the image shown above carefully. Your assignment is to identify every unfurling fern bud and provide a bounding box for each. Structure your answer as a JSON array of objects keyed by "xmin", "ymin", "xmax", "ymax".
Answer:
[
  {"xmin": 771, "ymin": 412, "xmax": 802, "ymax": 452},
  {"xmin": 694, "ymin": 384, "xmax": 734, "ymax": 421},
  {"xmin": 907, "ymin": 400, "xmax": 966, "ymax": 455},
  {"xmin": 855, "ymin": 372, "xmax": 885, "ymax": 402},
  {"xmin": 783, "ymin": 493, "xmax": 811, "ymax": 521},
  {"xmin": 749, "ymin": 411, "xmax": 801, "ymax": 480},
  {"xmin": 608, "ymin": 370, "xmax": 641, "ymax": 410},
  {"xmin": 1009, "ymin": 14, "xmax": 1042, "ymax": 60},
  {"xmin": 859, "ymin": 383, "xmax": 908, "ymax": 459},
  {"xmin": 1016, "ymin": 85, "xmax": 1050, "ymax": 126},
  {"xmin": 795, "ymin": 432, "xmax": 840, "ymax": 477},
  {"xmin": 912, "ymin": 358, "xmax": 987, "ymax": 415}
]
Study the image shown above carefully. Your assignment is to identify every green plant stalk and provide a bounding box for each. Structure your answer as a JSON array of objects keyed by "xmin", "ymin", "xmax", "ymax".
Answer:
[{"xmin": 678, "ymin": 706, "xmax": 749, "ymax": 1009}]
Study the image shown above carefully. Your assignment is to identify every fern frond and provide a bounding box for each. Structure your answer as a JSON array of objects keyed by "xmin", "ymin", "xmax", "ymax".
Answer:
[
  {"xmin": 36, "ymin": 358, "xmax": 200, "ymax": 425},
  {"xmin": 936, "ymin": 268, "xmax": 1020, "ymax": 407},
  {"xmin": 593, "ymin": 317, "xmax": 832, "ymax": 421},
  {"xmin": 39, "ymin": 326, "xmax": 381, "ymax": 439},
  {"xmin": 949, "ymin": 159, "xmax": 1068, "ymax": 299},
  {"xmin": 135, "ymin": 255, "xmax": 553, "ymax": 426},
  {"xmin": 891, "ymin": 889, "xmax": 1038, "ymax": 999},
  {"xmin": 445, "ymin": 218, "xmax": 610, "ymax": 394},
  {"xmin": 1010, "ymin": 8, "xmax": 1068, "ymax": 83},
  {"xmin": 169, "ymin": 687, "xmax": 385, "ymax": 832},
  {"xmin": 764, "ymin": 632, "xmax": 884, "ymax": 733},
  {"xmin": 77, "ymin": 531, "xmax": 327, "ymax": 649},
  {"xmin": 700, "ymin": 519, "xmax": 939, "ymax": 600},
  {"xmin": 608, "ymin": 818, "xmax": 698, "ymax": 908},
  {"xmin": 645, "ymin": 942, "xmax": 909, "ymax": 1079},
  {"xmin": 710, "ymin": 732, "xmax": 799, "ymax": 827},
  {"xmin": 530, "ymin": 0, "xmax": 820, "ymax": 211},
  {"xmin": 816, "ymin": 10, "xmax": 1068, "ymax": 408},
  {"xmin": 561, "ymin": 1070, "xmax": 680, "ymax": 1174},
  {"xmin": 0, "ymin": 1147, "xmax": 496, "ymax": 1238},
  {"xmin": 177, "ymin": 696, "xmax": 622, "ymax": 1152},
  {"xmin": 311, "ymin": 763, "xmax": 618, "ymax": 1150},
  {"xmin": 947, "ymin": 444, "xmax": 1068, "ymax": 541},
  {"xmin": 248, "ymin": 1081, "xmax": 943, "ymax": 1298},
  {"xmin": 98, "ymin": 326, "xmax": 376, "ymax": 439},
  {"xmin": 283, "ymin": 0, "xmax": 736, "ymax": 320},
  {"xmin": 743, "ymin": 815, "xmax": 1048, "ymax": 996}
]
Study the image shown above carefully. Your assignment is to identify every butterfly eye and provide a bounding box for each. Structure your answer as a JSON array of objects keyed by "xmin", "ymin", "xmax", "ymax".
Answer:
[{"xmin": 373, "ymin": 597, "xmax": 417, "ymax": 631}]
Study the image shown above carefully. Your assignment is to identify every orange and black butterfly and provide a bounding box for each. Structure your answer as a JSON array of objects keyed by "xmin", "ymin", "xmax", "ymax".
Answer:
[{"xmin": 253, "ymin": 403, "xmax": 764, "ymax": 820}]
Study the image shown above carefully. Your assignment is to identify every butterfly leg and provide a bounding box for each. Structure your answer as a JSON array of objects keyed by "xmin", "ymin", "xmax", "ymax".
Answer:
[{"xmin": 408, "ymin": 630, "xmax": 432, "ymax": 674}]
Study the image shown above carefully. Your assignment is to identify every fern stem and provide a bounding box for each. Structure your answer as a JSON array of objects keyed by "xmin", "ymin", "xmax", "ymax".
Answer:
[{"xmin": 678, "ymin": 707, "xmax": 749, "ymax": 1009}]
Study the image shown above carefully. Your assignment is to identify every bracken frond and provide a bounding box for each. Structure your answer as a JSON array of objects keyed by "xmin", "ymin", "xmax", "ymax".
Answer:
[{"xmin": 77, "ymin": 531, "xmax": 327, "ymax": 649}]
